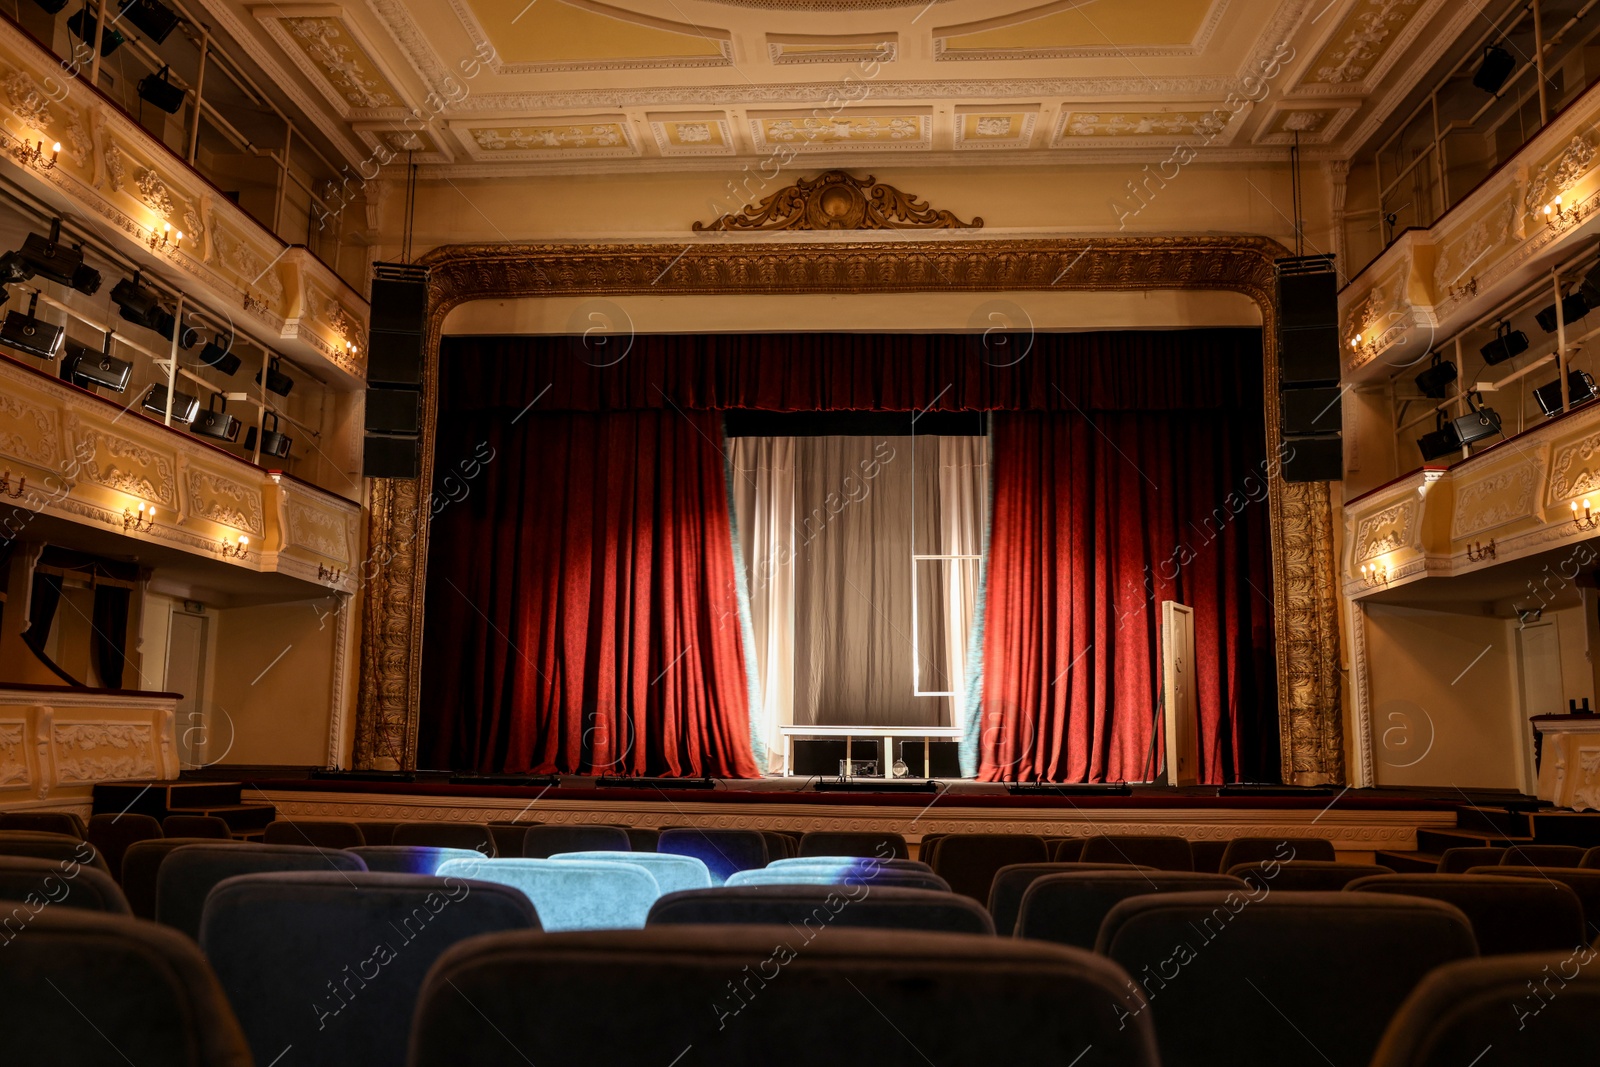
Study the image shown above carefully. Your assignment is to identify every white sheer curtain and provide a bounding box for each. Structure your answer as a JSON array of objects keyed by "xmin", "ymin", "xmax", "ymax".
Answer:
[{"xmin": 729, "ymin": 437, "xmax": 795, "ymax": 776}]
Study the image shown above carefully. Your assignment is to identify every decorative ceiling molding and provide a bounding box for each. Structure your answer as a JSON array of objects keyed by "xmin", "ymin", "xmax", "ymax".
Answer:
[
  {"xmin": 748, "ymin": 109, "xmax": 933, "ymax": 152},
  {"xmin": 647, "ymin": 112, "xmax": 737, "ymax": 157},
  {"xmin": 952, "ymin": 105, "xmax": 1039, "ymax": 150},
  {"xmin": 1293, "ymin": 0, "xmax": 1441, "ymax": 96},
  {"xmin": 444, "ymin": 0, "xmax": 733, "ymax": 74},
  {"xmin": 452, "ymin": 116, "xmax": 641, "ymax": 161},
  {"xmin": 767, "ymin": 34, "xmax": 899, "ymax": 66},
  {"xmin": 1252, "ymin": 100, "xmax": 1362, "ymax": 145},
  {"xmin": 252, "ymin": 8, "xmax": 412, "ymax": 120},
  {"xmin": 691, "ymin": 170, "xmax": 982, "ymax": 231},
  {"xmin": 933, "ymin": 0, "xmax": 1231, "ymax": 62}
]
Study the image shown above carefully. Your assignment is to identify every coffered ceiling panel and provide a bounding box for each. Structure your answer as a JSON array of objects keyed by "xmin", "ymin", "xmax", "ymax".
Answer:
[
  {"xmin": 253, "ymin": 8, "xmax": 409, "ymax": 117},
  {"xmin": 451, "ymin": 0, "xmax": 732, "ymax": 72},
  {"xmin": 750, "ymin": 109, "xmax": 933, "ymax": 151},
  {"xmin": 935, "ymin": 0, "xmax": 1227, "ymax": 60}
]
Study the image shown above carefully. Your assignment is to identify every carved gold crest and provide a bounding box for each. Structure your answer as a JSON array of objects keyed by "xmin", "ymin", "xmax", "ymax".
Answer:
[{"xmin": 693, "ymin": 170, "xmax": 983, "ymax": 232}]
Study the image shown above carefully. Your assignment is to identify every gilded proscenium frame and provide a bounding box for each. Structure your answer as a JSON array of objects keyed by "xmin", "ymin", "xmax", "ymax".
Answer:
[{"xmin": 353, "ymin": 236, "xmax": 1345, "ymax": 785}]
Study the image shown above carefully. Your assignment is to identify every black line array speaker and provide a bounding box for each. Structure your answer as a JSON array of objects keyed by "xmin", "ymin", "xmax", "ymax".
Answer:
[
  {"xmin": 363, "ymin": 261, "xmax": 429, "ymax": 479},
  {"xmin": 1276, "ymin": 255, "xmax": 1343, "ymax": 482},
  {"xmin": 895, "ymin": 740, "xmax": 961, "ymax": 778}
]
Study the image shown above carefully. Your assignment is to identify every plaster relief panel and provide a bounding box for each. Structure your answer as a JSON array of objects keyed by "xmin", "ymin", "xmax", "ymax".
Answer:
[
  {"xmin": 1548, "ymin": 427, "xmax": 1600, "ymax": 506},
  {"xmin": 184, "ymin": 467, "xmax": 265, "ymax": 537},
  {"xmin": 0, "ymin": 720, "xmax": 29, "ymax": 790},
  {"xmin": 284, "ymin": 497, "xmax": 354, "ymax": 564},
  {"xmin": 1352, "ymin": 500, "xmax": 1417, "ymax": 564},
  {"xmin": 73, "ymin": 425, "xmax": 179, "ymax": 508},
  {"xmin": 1451, "ymin": 462, "xmax": 1541, "ymax": 540},
  {"xmin": 0, "ymin": 392, "xmax": 61, "ymax": 468},
  {"xmin": 51, "ymin": 721, "xmax": 156, "ymax": 783}
]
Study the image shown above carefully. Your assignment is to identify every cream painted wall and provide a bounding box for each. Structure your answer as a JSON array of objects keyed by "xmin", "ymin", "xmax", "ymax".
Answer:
[{"xmin": 210, "ymin": 602, "xmax": 337, "ymax": 767}]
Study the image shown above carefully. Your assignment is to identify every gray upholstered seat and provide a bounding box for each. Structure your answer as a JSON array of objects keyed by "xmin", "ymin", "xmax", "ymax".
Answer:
[
  {"xmin": 1225, "ymin": 859, "xmax": 1394, "ymax": 890},
  {"xmin": 554, "ymin": 850, "xmax": 712, "ymax": 894},
  {"xmin": 1216, "ymin": 836, "xmax": 1336, "ymax": 871},
  {"xmin": 0, "ymin": 829, "xmax": 109, "ymax": 874},
  {"xmin": 761, "ymin": 831, "xmax": 797, "ymax": 861},
  {"xmin": 0, "ymin": 855, "xmax": 130, "ymax": 913},
  {"xmin": 391, "ymin": 821, "xmax": 496, "ymax": 856},
  {"xmin": 932, "ymin": 833, "xmax": 1050, "ymax": 902},
  {"xmin": 161, "ymin": 815, "xmax": 233, "ymax": 839},
  {"xmin": 121, "ymin": 838, "xmax": 244, "ymax": 919},
  {"xmin": 1464, "ymin": 865, "xmax": 1600, "ymax": 930},
  {"xmin": 1097, "ymin": 891, "xmax": 1478, "ymax": 1067},
  {"xmin": 1347, "ymin": 873, "xmax": 1585, "ymax": 955},
  {"xmin": 626, "ymin": 827, "xmax": 660, "ymax": 852},
  {"xmin": 1016, "ymin": 870, "xmax": 1247, "ymax": 948},
  {"xmin": 1081, "ymin": 835, "xmax": 1195, "ymax": 871},
  {"xmin": 348, "ymin": 845, "xmax": 484, "ymax": 875},
  {"xmin": 648, "ymin": 885, "xmax": 993, "ymax": 934},
  {"xmin": 522, "ymin": 824, "xmax": 632, "ymax": 857},
  {"xmin": 657, "ymin": 828, "xmax": 768, "ymax": 884},
  {"xmin": 1051, "ymin": 838, "xmax": 1088, "ymax": 863},
  {"xmin": 262, "ymin": 819, "xmax": 365, "ymax": 849},
  {"xmin": 1189, "ymin": 839, "xmax": 1227, "ymax": 873},
  {"xmin": 1371, "ymin": 951, "xmax": 1600, "ymax": 1065},
  {"xmin": 488, "ymin": 822, "xmax": 532, "ymax": 857},
  {"xmin": 409, "ymin": 926, "xmax": 1159, "ymax": 1067},
  {"xmin": 727, "ymin": 864, "xmax": 950, "ymax": 891},
  {"xmin": 988, "ymin": 863, "xmax": 1157, "ymax": 936},
  {"xmin": 354, "ymin": 821, "xmax": 400, "ymax": 846},
  {"xmin": 200, "ymin": 871, "xmax": 539, "ymax": 1067},
  {"xmin": 798, "ymin": 830, "xmax": 910, "ymax": 859},
  {"xmin": 155, "ymin": 843, "xmax": 367, "ymax": 939},
  {"xmin": 437, "ymin": 856, "xmax": 661, "ymax": 930},
  {"xmin": 1498, "ymin": 844, "xmax": 1585, "ymax": 868},
  {"xmin": 0, "ymin": 909, "xmax": 251, "ymax": 1066},
  {"xmin": 1438, "ymin": 847, "xmax": 1505, "ymax": 873},
  {"xmin": 86, "ymin": 813, "xmax": 163, "ymax": 883},
  {"xmin": 0, "ymin": 810, "xmax": 85, "ymax": 837}
]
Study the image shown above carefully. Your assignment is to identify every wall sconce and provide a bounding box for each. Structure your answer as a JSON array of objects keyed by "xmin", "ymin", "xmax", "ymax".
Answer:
[
  {"xmin": 122, "ymin": 502, "xmax": 156, "ymax": 532},
  {"xmin": 1466, "ymin": 539, "xmax": 1496, "ymax": 562},
  {"xmin": 12, "ymin": 139, "xmax": 59, "ymax": 171},
  {"xmin": 218, "ymin": 535, "xmax": 249, "ymax": 559},
  {"xmin": 318, "ymin": 563, "xmax": 344, "ymax": 583},
  {"xmin": 1360, "ymin": 562, "xmax": 1389, "ymax": 587},
  {"xmin": 147, "ymin": 222, "xmax": 182, "ymax": 253},
  {"xmin": 1543, "ymin": 196, "xmax": 1585, "ymax": 229},
  {"xmin": 1573, "ymin": 499, "xmax": 1600, "ymax": 531},
  {"xmin": 0, "ymin": 469, "xmax": 25, "ymax": 499}
]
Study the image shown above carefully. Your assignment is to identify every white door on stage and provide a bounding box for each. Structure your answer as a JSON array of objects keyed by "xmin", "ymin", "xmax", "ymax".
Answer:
[{"xmin": 1161, "ymin": 601, "xmax": 1199, "ymax": 786}]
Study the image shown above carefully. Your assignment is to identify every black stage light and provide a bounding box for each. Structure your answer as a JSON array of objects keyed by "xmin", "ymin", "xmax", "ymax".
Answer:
[
  {"xmin": 119, "ymin": 0, "xmax": 180, "ymax": 43},
  {"xmin": 256, "ymin": 354, "xmax": 293, "ymax": 396},
  {"xmin": 140, "ymin": 382, "xmax": 199, "ymax": 422},
  {"xmin": 1534, "ymin": 370, "xmax": 1598, "ymax": 416},
  {"xmin": 1473, "ymin": 44, "xmax": 1515, "ymax": 94},
  {"xmin": 1536, "ymin": 292, "xmax": 1591, "ymax": 333},
  {"xmin": 0, "ymin": 294, "xmax": 65, "ymax": 360},
  {"xmin": 67, "ymin": 6, "xmax": 125, "ymax": 56},
  {"xmin": 242, "ymin": 412, "xmax": 292, "ymax": 459},
  {"xmin": 0, "ymin": 251, "xmax": 29, "ymax": 293},
  {"xmin": 1414, "ymin": 353, "xmax": 1457, "ymax": 399},
  {"xmin": 137, "ymin": 65, "xmax": 184, "ymax": 114},
  {"xmin": 1417, "ymin": 413, "xmax": 1461, "ymax": 462},
  {"xmin": 1452, "ymin": 393, "xmax": 1504, "ymax": 447},
  {"xmin": 32, "ymin": 0, "xmax": 69, "ymax": 15},
  {"xmin": 111, "ymin": 275, "xmax": 197, "ymax": 347},
  {"xmin": 1479, "ymin": 321, "xmax": 1529, "ymax": 365},
  {"xmin": 19, "ymin": 231, "xmax": 99, "ymax": 294},
  {"xmin": 63, "ymin": 336, "xmax": 131, "ymax": 393},
  {"xmin": 197, "ymin": 332, "xmax": 240, "ymax": 375},
  {"xmin": 189, "ymin": 393, "xmax": 240, "ymax": 442}
]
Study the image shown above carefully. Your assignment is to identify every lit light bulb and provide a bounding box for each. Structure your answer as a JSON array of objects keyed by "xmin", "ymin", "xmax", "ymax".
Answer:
[
  {"xmin": 239, "ymin": 536, "xmax": 248, "ymax": 548},
  {"xmin": 50, "ymin": 142, "xmax": 60, "ymax": 154}
]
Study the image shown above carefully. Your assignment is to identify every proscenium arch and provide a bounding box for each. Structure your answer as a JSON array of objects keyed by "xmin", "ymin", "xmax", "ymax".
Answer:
[{"xmin": 353, "ymin": 236, "xmax": 1345, "ymax": 785}]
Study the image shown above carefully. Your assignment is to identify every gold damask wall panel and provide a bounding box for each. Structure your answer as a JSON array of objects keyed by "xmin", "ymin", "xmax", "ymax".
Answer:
[{"xmin": 353, "ymin": 237, "xmax": 1345, "ymax": 784}]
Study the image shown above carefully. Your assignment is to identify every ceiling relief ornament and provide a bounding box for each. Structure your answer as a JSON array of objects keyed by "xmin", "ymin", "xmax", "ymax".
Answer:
[
  {"xmin": 1060, "ymin": 111, "xmax": 1229, "ymax": 138},
  {"xmin": 1308, "ymin": 0, "xmax": 1425, "ymax": 85},
  {"xmin": 1352, "ymin": 501, "xmax": 1416, "ymax": 563},
  {"xmin": 693, "ymin": 170, "xmax": 982, "ymax": 231},
  {"xmin": 284, "ymin": 17, "xmax": 395, "ymax": 110},
  {"xmin": 473, "ymin": 125, "xmax": 623, "ymax": 151},
  {"xmin": 1451, "ymin": 465, "xmax": 1539, "ymax": 540}
]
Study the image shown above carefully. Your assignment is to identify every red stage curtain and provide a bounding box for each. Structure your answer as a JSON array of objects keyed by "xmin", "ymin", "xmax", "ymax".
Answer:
[
  {"xmin": 419, "ymin": 409, "xmax": 761, "ymax": 778},
  {"xmin": 979, "ymin": 410, "xmax": 1278, "ymax": 784}
]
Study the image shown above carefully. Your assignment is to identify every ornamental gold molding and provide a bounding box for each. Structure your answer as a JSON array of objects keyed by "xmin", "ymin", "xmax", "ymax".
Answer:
[
  {"xmin": 693, "ymin": 170, "xmax": 982, "ymax": 231},
  {"xmin": 353, "ymin": 236, "xmax": 1344, "ymax": 784}
]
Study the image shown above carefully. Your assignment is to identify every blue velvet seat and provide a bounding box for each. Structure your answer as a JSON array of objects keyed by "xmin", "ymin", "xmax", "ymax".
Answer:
[
  {"xmin": 0, "ymin": 855, "xmax": 130, "ymax": 914},
  {"xmin": 657, "ymin": 828, "xmax": 767, "ymax": 884},
  {"xmin": 348, "ymin": 846, "xmax": 484, "ymax": 875},
  {"xmin": 200, "ymin": 871, "xmax": 538, "ymax": 1067},
  {"xmin": 436, "ymin": 857, "xmax": 660, "ymax": 931},
  {"xmin": 554, "ymin": 850, "xmax": 712, "ymax": 894},
  {"xmin": 768, "ymin": 855, "xmax": 934, "ymax": 873},
  {"xmin": 648, "ymin": 885, "xmax": 993, "ymax": 934},
  {"xmin": 1016, "ymin": 870, "xmax": 1249, "ymax": 948},
  {"xmin": 522, "ymin": 824, "xmax": 632, "ymax": 857},
  {"xmin": 155, "ymin": 843, "xmax": 367, "ymax": 939}
]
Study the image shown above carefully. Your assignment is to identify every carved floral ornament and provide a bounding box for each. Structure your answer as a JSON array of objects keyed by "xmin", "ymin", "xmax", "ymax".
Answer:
[{"xmin": 693, "ymin": 170, "xmax": 982, "ymax": 232}]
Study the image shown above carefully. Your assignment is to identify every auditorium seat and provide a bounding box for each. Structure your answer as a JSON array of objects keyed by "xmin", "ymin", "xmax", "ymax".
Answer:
[
  {"xmin": 0, "ymin": 909, "xmax": 252, "ymax": 1066},
  {"xmin": 391, "ymin": 821, "xmax": 496, "ymax": 856},
  {"xmin": 1081, "ymin": 835, "xmax": 1194, "ymax": 871},
  {"xmin": 1097, "ymin": 892, "xmax": 1478, "ymax": 1067},
  {"xmin": 1226, "ymin": 860, "xmax": 1394, "ymax": 890},
  {"xmin": 201, "ymin": 871, "xmax": 539, "ymax": 1067},
  {"xmin": 437, "ymin": 857, "xmax": 660, "ymax": 931},
  {"xmin": 355, "ymin": 820, "xmax": 400, "ymax": 846},
  {"xmin": 523, "ymin": 824, "xmax": 632, "ymax": 857},
  {"xmin": 1370, "ymin": 952, "xmax": 1600, "ymax": 1065},
  {"xmin": 262, "ymin": 818, "xmax": 365, "ymax": 849},
  {"xmin": 1015, "ymin": 870, "xmax": 1248, "ymax": 949},
  {"xmin": 798, "ymin": 830, "xmax": 910, "ymax": 859},
  {"xmin": 121, "ymin": 838, "xmax": 243, "ymax": 919},
  {"xmin": 626, "ymin": 827, "xmax": 660, "ymax": 852},
  {"xmin": 349, "ymin": 846, "xmax": 484, "ymax": 875},
  {"xmin": 1583, "ymin": 845, "xmax": 1600, "ymax": 869},
  {"xmin": 488, "ymin": 822, "xmax": 532, "ymax": 857},
  {"xmin": 658, "ymin": 828, "xmax": 768, "ymax": 884},
  {"xmin": 156, "ymin": 843, "xmax": 367, "ymax": 939},
  {"xmin": 555, "ymin": 850, "xmax": 712, "ymax": 894},
  {"xmin": 1050, "ymin": 837, "xmax": 1087, "ymax": 862},
  {"xmin": 0, "ymin": 829, "xmax": 109, "ymax": 874},
  {"xmin": 760, "ymin": 831, "xmax": 795, "ymax": 860},
  {"xmin": 988, "ymin": 863, "xmax": 1158, "ymax": 936},
  {"xmin": 768, "ymin": 856, "xmax": 935, "ymax": 873},
  {"xmin": 0, "ymin": 855, "xmax": 130, "ymax": 913},
  {"xmin": 1499, "ymin": 844, "xmax": 1585, "ymax": 868},
  {"xmin": 0, "ymin": 810, "xmax": 85, "ymax": 837},
  {"xmin": 917, "ymin": 832, "xmax": 947, "ymax": 864},
  {"xmin": 1217, "ymin": 836, "xmax": 1336, "ymax": 871},
  {"xmin": 648, "ymin": 885, "xmax": 994, "ymax": 934},
  {"xmin": 726, "ymin": 865, "xmax": 951, "ymax": 891},
  {"xmin": 1465, "ymin": 866, "xmax": 1600, "ymax": 929},
  {"xmin": 408, "ymin": 927, "xmax": 1159, "ymax": 1067},
  {"xmin": 1189, "ymin": 839, "xmax": 1228, "ymax": 873},
  {"xmin": 1438, "ymin": 846, "xmax": 1505, "ymax": 873},
  {"xmin": 1347, "ymin": 873, "xmax": 1586, "ymax": 955},
  {"xmin": 932, "ymin": 833, "xmax": 1049, "ymax": 902},
  {"xmin": 86, "ymin": 813, "xmax": 163, "ymax": 883},
  {"xmin": 161, "ymin": 815, "xmax": 233, "ymax": 839}
]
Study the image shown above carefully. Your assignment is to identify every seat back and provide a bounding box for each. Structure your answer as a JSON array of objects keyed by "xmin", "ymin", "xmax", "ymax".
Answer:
[
  {"xmin": 554, "ymin": 850, "xmax": 712, "ymax": 894},
  {"xmin": 409, "ymin": 926, "xmax": 1159, "ymax": 1067},
  {"xmin": 1499, "ymin": 844, "xmax": 1585, "ymax": 868},
  {"xmin": 201, "ymin": 871, "xmax": 538, "ymax": 1067},
  {"xmin": 1225, "ymin": 860, "xmax": 1394, "ymax": 890},
  {"xmin": 0, "ymin": 855, "xmax": 130, "ymax": 913},
  {"xmin": 1098, "ymin": 892, "xmax": 1478, "ymax": 1067},
  {"xmin": 1348, "ymin": 873, "xmax": 1585, "ymax": 955},
  {"xmin": 348, "ymin": 846, "xmax": 484, "ymax": 875},
  {"xmin": 1189, "ymin": 839, "xmax": 1228, "ymax": 873},
  {"xmin": 437, "ymin": 857, "xmax": 661, "ymax": 931},
  {"xmin": 161, "ymin": 815, "xmax": 233, "ymax": 839},
  {"xmin": 1016, "ymin": 870, "xmax": 1247, "ymax": 948},
  {"xmin": 626, "ymin": 827, "xmax": 660, "ymax": 853},
  {"xmin": 798, "ymin": 831, "xmax": 909, "ymax": 859},
  {"xmin": 1438, "ymin": 847, "xmax": 1505, "ymax": 873},
  {"xmin": 726, "ymin": 865, "xmax": 950, "ymax": 892},
  {"xmin": 0, "ymin": 810, "xmax": 85, "ymax": 837},
  {"xmin": 761, "ymin": 831, "xmax": 796, "ymax": 861},
  {"xmin": 86, "ymin": 813, "xmax": 163, "ymax": 882},
  {"xmin": 657, "ymin": 829, "xmax": 768, "ymax": 884},
  {"xmin": 523, "ymin": 824, "xmax": 632, "ymax": 858},
  {"xmin": 1583, "ymin": 845, "xmax": 1600, "ymax": 869},
  {"xmin": 1371, "ymin": 952, "xmax": 1600, "ymax": 1066},
  {"xmin": 121, "ymin": 838, "xmax": 242, "ymax": 919},
  {"xmin": 1465, "ymin": 866, "xmax": 1600, "ymax": 930},
  {"xmin": 932, "ymin": 834, "xmax": 1050, "ymax": 901},
  {"xmin": 917, "ymin": 833, "xmax": 947, "ymax": 865},
  {"xmin": 648, "ymin": 885, "xmax": 994, "ymax": 934},
  {"xmin": 262, "ymin": 819, "xmax": 365, "ymax": 849},
  {"xmin": 391, "ymin": 821, "xmax": 496, "ymax": 855},
  {"xmin": 768, "ymin": 856, "xmax": 934, "ymax": 873},
  {"xmin": 488, "ymin": 822, "xmax": 532, "ymax": 858},
  {"xmin": 156, "ymin": 843, "xmax": 368, "ymax": 939},
  {"xmin": 989, "ymin": 863, "xmax": 1156, "ymax": 936},
  {"xmin": 0, "ymin": 829, "xmax": 108, "ymax": 874},
  {"xmin": 0, "ymin": 910, "xmax": 251, "ymax": 1066},
  {"xmin": 1081, "ymin": 835, "xmax": 1195, "ymax": 871},
  {"xmin": 1217, "ymin": 836, "xmax": 1336, "ymax": 871},
  {"xmin": 1050, "ymin": 838, "xmax": 1087, "ymax": 863},
  {"xmin": 354, "ymin": 821, "xmax": 399, "ymax": 846}
]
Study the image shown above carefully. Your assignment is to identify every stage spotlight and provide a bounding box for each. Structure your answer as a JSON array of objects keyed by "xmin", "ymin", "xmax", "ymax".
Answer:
[
  {"xmin": 1534, "ymin": 370, "xmax": 1598, "ymax": 416},
  {"xmin": 197, "ymin": 332, "xmax": 240, "ymax": 375},
  {"xmin": 18, "ymin": 231, "xmax": 100, "ymax": 295},
  {"xmin": 1536, "ymin": 292, "xmax": 1591, "ymax": 333},
  {"xmin": 119, "ymin": 0, "xmax": 181, "ymax": 43},
  {"xmin": 67, "ymin": 6, "xmax": 125, "ymax": 56},
  {"xmin": 1452, "ymin": 393, "xmax": 1504, "ymax": 447},
  {"xmin": 1414, "ymin": 354, "xmax": 1457, "ymax": 399},
  {"xmin": 63, "ymin": 337, "xmax": 131, "ymax": 393},
  {"xmin": 137, "ymin": 65, "xmax": 184, "ymax": 114},
  {"xmin": 0, "ymin": 294, "xmax": 65, "ymax": 360},
  {"xmin": 1473, "ymin": 44, "xmax": 1515, "ymax": 94},
  {"xmin": 1417, "ymin": 414, "xmax": 1461, "ymax": 462},
  {"xmin": 190, "ymin": 393, "xmax": 240, "ymax": 442},
  {"xmin": 140, "ymin": 382, "xmax": 199, "ymax": 423},
  {"xmin": 256, "ymin": 354, "xmax": 293, "ymax": 396},
  {"xmin": 1479, "ymin": 321, "xmax": 1529, "ymax": 365},
  {"xmin": 243, "ymin": 412, "xmax": 292, "ymax": 459},
  {"xmin": 111, "ymin": 275, "xmax": 197, "ymax": 347},
  {"xmin": 0, "ymin": 252, "xmax": 29, "ymax": 294},
  {"xmin": 32, "ymin": 0, "xmax": 69, "ymax": 15}
]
